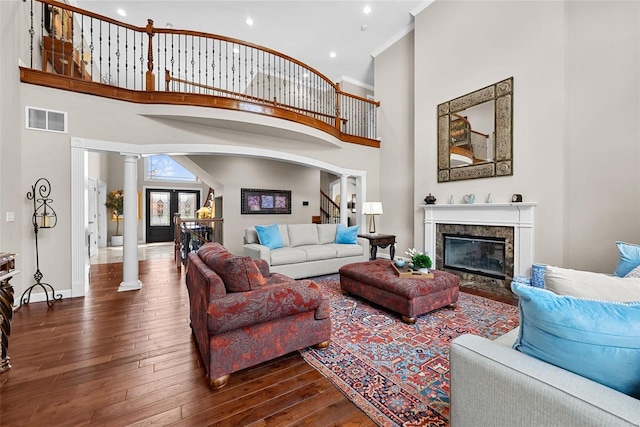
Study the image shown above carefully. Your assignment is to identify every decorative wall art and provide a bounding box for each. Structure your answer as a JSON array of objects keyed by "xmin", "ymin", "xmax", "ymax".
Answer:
[
  {"xmin": 437, "ymin": 77, "xmax": 514, "ymax": 182},
  {"xmin": 241, "ymin": 188, "xmax": 292, "ymax": 214}
]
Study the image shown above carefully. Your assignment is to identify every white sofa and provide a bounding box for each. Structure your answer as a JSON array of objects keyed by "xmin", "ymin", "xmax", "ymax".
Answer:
[
  {"xmin": 243, "ymin": 223, "xmax": 369, "ymax": 279},
  {"xmin": 450, "ymin": 329, "xmax": 640, "ymax": 427},
  {"xmin": 450, "ymin": 265, "xmax": 640, "ymax": 427}
]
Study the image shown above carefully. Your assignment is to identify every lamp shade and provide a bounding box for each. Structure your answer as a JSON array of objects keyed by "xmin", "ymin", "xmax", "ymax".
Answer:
[{"xmin": 362, "ymin": 202, "xmax": 383, "ymax": 215}]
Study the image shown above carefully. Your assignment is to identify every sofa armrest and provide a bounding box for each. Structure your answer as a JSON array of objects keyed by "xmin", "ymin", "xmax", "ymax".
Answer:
[
  {"xmin": 244, "ymin": 243, "xmax": 271, "ymax": 264},
  {"xmin": 207, "ymin": 279, "xmax": 327, "ymax": 335},
  {"xmin": 357, "ymin": 237, "xmax": 369, "ymax": 257},
  {"xmin": 450, "ymin": 334, "xmax": 640, "ymax": 427}
]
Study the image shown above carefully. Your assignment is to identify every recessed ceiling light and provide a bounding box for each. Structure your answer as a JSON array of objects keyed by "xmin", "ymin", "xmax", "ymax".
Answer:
[
  {"xmin": 246, "ymin": 17, "xmax": 254, "ymax": 26},
  {"xmin": 329, "ymin": 51, "xmax": 336, "ymax": 58},
  {"xmin": 361, "ymin": 24, "xmax": 368, "ymax": 31},
  {"xmin": 116, "ymin": 8, "xmax": 126, "ymax": 17},
  {"xmin": 363, "ymin": 5, "xmax": 371, "ymax": 14},
  {"xmin": 166, "ymin": 22, "xmax": 173, "ymax": 28}
]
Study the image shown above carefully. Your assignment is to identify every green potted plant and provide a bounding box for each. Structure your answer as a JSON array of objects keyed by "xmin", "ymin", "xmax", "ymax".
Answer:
[
  {"xmin": 405, "ymin": 247, "xmax": 433, "ymax": 273},
  {"xmin": 105, "ymin": 189, "xmax": 124, "ymax": 246}
]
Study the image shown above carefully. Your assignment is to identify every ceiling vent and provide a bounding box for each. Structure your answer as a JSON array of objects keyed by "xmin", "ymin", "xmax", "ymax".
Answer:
[{"xmin": 26, "ymin": 107, "xmax": 67, "ymax": 133}]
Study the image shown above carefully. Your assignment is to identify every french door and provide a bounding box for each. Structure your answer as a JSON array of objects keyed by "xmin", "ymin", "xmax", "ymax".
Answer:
[{"xmin": 146, "ymin": 189, "xmax": 200, "ymax": 243}]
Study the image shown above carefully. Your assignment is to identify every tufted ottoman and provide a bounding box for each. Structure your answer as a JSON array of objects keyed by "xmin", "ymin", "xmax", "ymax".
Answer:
[{"xmin": 339, "ymin": 259, "xmax": 460, "ymax": 323}]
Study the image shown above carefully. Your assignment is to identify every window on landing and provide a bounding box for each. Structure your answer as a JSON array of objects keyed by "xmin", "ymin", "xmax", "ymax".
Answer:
[{"xmin": 145, "ymin": 155, "xmax": 198, "ymax": 182}]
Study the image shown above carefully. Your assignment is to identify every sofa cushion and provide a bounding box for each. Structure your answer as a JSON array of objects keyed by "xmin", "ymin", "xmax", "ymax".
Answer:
[
  {"xmin": 614, "ymin": 241, "xmax": 640, "ymax": 277},
  {"xmin": 270, "ymin": 247, "xmax": 307, "ymax": 266},
  {"xmin": 200, "ymin": 246, "xmax": 266, "ymax": 292},
  {"xmin": 299, "ymin": 245, "xmax": 337, "ymax": 261},
  {"xmin": 317, "ymin": 224, "xmax": 338, "ymax": 244},
  {"xmin": 326, "ymin": 243, "xmax": 364, "ymax": 258},
  {"xmin": 287, "ymin": 224, "xmax": 320, "ymax": 247},
  {"xmin": 255, "ymin": 223, "xmax": 284, "ymax": 250},
  {"xmin": 545, "ymin": 265, "xmax": 640, "ymax": 302},
  {"xmin": 625, "ymin": 265, "xmax": 640, "ymax": 279},
  {"xmin": 511, "ymin": 281, "xmax": 640, "ymax": 399},
  {"xmin": 335, "ymin": 224, "xmax": 359, "ymax": 244}
]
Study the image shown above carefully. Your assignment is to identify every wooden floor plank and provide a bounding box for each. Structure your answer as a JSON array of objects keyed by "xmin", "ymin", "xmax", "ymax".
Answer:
[{"xmin": 0, "ymin": 258, "xmax": 372, "ymax": 426}]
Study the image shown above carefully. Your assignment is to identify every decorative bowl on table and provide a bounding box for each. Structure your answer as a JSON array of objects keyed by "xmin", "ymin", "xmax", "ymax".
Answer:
[{"xmin": 394, "ymin": 259, "xmax": 406, "ymax": 268}]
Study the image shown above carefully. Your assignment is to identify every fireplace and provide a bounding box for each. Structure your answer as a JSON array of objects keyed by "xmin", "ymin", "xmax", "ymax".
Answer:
[
  {"xmin": 443, "ymin": 234, "xmax": 506, "ymax": 279},
  {"xmin": 422, "ymin": 202, "xmax": 536, "ymax": 298}
]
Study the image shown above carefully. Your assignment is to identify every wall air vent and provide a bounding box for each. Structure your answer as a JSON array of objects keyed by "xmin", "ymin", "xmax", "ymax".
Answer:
[{"xmin": 26, "ymin": 107, "xmax": 67, "ymax": 133}]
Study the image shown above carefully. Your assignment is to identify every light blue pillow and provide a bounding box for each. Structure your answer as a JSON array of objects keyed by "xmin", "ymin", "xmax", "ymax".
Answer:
[
  {"xmin": 335, "ymin": 224, "xmax": 359, "ymax": 244},
  {"xmin": 511, "ymin": 281, "xmax": 640, "ymax": 398},
  {"xmin": 614, "ymin": 241, "xmax": 640, "ymax": 277},
  {"xmin": 254, "ymin": 223, "xmax": 284, "ymax": 250}
]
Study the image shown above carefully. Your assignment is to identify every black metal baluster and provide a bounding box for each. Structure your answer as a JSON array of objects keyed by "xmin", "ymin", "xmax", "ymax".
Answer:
[
  {"xmin": 231, "ymin": 43, "xmax": 235, "ymax": 95},
  {"xmin": 170, "ymin": 33, "xmax": 174, "ymax": 90},
  {"xmin": 107, "ymin": 23, "xmax": 112, "ymax": 84},
  {"xmin": 116, "ymin": 26, "xmax": 121, "ymax": 86},
  {"xmin": 191, "ymin": 35, "xmax": 195, "ymax": 92},
  {"xmin": 30, "ymin": 0, "xmax": 35, "ymax": 68},
  {"xmin": 198, "ymin": 37, "xmax": 202, "ymax": 93}
]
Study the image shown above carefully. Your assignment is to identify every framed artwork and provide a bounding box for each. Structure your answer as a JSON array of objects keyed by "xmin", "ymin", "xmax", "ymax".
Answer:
[{"xmin": 241, "ymin": 188, "xmax": 291, "ymax": 214}]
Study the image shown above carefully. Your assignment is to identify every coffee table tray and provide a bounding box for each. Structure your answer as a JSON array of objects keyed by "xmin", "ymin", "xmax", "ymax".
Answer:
[{"xmin": 390, "ymin": 263, "xmax": 434, "ymax": 278}]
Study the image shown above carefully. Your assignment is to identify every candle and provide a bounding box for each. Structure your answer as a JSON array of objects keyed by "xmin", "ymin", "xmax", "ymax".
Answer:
[{"xmin": 41, "ymin": 215, "xmax": 50, "ymax": 228}]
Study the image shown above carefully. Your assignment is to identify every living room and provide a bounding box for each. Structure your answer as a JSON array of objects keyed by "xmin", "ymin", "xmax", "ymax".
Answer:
[{"xmin": 1, "ymin": 0, "xmax": 639, "ymax": 425}]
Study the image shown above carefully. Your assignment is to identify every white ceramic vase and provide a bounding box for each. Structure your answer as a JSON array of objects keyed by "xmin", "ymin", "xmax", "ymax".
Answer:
[{"xmin": 111, "ymin": 235, "xmax": 124, "ymax": 246}]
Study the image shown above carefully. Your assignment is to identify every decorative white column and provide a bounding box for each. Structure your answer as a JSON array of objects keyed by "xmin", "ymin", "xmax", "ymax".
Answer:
[
  {"xmin": 339, "ymin": 174, "xmax": 348, "ymax": 225},
  {"xmin": 119, "ymin": 154, "xmax": 142, "ymax": 292}
]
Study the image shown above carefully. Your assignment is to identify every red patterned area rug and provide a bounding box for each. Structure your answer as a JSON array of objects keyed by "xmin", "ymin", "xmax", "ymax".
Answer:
[{"xmin": 299, "ymin": 274, "xmax": 519, "ymax": 427}]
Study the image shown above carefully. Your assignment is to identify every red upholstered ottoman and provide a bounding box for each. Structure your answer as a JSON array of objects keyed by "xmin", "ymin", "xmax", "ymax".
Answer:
[{"xmin": 339, "ymin": 259, "xmax": 459, "ymax": 323}]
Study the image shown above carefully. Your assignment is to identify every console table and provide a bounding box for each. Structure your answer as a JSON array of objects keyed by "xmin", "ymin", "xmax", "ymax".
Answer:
[
  {"xmin": 0, "ymin": 252, "xmax": 18, "ymax": 372},
  {"xmin": 358, "ymin": 233, "xmax": 396, "ymax": 260}
]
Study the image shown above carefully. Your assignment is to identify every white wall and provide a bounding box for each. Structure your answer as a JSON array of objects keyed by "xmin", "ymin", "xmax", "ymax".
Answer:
[
  {"xmin": 8, "ymin": 81, "xmax": 380, "ymax": 298},
  {"xmin": 188, "ymin": 155, "xmax": 320, "ymax": 254},
  {"xmin": 564, "ymin": 0, "xmax": 640, "ymax": 270},
  {"xmin": 406, "ymin": 0, "xmax": 639, "ymax": 273},
  {"xmin": 375, "ymin": 32, "xmax": 415, "ymax": 257}
]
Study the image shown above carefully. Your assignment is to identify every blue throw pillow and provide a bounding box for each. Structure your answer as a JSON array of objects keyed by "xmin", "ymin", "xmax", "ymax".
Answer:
[
  {"xmin": 254, "ymin": 223, "xmax": 284, "ymax": 250},
  {"xmin": 335, "ymin": 224, "xmax": 359, "ymax": 244},
  {"xmin": 614, "ymin": 241, "xmax": 640, "ymax": 277},
  {"xmin": 511, "ymin": 281, "xmax": 640, "ymax": 398}
]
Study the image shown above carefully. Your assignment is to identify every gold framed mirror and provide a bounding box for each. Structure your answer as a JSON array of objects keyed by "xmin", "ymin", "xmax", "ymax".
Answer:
[{"xmin": 437, "ymin": 77, "xmax": 513, "ymax": 182}]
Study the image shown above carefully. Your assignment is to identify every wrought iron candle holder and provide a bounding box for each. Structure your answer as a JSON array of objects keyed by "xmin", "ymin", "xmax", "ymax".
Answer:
[{"xmin": 20, "ymin": 178, "xmax": 62, "ymax": 308}]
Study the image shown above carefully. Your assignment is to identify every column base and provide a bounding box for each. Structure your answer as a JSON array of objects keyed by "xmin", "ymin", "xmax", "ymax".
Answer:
[{"xmin": 118, "ymin": 280, "xmax": 142, "ymax": 292}]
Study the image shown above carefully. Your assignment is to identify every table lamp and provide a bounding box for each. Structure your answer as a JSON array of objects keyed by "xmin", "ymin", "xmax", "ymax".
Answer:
[{"xmin": 362, "ymin": 202, "xmax": 383, "ymax": 234}]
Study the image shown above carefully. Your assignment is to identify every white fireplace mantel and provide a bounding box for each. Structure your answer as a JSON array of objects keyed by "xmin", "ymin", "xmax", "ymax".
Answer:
[{"xmin": 421, "ymin": 203, "xmax": 536, "ymax": 277}]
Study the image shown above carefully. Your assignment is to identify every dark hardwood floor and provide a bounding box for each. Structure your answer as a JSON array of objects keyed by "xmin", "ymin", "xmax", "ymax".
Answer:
[{"xmin": 0, "ymin": 259, "xmax": 375, "ymax": 426}]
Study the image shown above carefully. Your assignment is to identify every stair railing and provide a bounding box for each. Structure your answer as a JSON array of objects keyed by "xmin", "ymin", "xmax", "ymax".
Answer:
[
  {"xmin": 320, "ymin": 190, "xmax": 340, "ymax": 224},
  {"xmin": 24, "ymin": 0, "xmax": 380, "ymax": 144}
]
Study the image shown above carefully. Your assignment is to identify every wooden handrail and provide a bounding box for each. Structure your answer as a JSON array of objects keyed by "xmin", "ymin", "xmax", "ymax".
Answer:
[{"xmin": 39, "ymin": 0, "xmax": 145, "ymax": 31}]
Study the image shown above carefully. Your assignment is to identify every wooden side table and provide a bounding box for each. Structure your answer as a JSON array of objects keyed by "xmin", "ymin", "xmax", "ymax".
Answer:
[{"xmin": 358, "ymin": 233, "xmax": 396, "ymax": 260}]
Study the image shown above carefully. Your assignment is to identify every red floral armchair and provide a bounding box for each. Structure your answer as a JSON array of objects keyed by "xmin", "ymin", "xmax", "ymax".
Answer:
[{"xmin": 185, "ymin": 243, "xmax": 331, "ymax": 389}]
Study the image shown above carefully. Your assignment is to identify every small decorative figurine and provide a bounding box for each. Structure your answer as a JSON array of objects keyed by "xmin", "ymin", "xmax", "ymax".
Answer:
[
  {"xmin": 424, "ymin": 193, "xmax": 437, "ymax": 204},
  {"xmin": 449, "ymin": 195, "xmax": 455, "ymax": 204},
  {"xmin": 463, "ymin": 194, "xmax": 475, "ymax": 204},
  {"xmin": 486, "ymin": 193, "xmax": 493, "ymax": 203},
  {"xmin": 512, "ymin": 193, "xmax": 523, "ymax": 203}
]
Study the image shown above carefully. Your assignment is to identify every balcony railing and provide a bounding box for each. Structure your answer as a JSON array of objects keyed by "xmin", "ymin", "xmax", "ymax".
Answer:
[{"xmin": 21, "ymin": 0, "xmax": 380, "ymax": 147}]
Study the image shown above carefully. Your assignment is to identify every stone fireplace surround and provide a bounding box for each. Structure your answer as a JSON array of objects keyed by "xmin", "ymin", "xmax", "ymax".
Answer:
[{"xmin": 422, "ymin": 203, "xmax": 536, "ymax": 297}]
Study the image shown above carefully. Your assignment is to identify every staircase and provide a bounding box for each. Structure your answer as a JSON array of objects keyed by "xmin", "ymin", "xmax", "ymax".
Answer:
[{"xmin": 319, "ymin": 190, "xmax": 340, "ymax": 224}]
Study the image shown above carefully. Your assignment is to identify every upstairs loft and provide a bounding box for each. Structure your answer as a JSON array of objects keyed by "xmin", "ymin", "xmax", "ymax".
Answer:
[{"xmin": 20, "ymin": 0, "xmax": 381, "ymax": 148}]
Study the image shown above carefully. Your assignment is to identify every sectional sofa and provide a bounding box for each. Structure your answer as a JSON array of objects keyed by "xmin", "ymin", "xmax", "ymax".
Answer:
[
  {"xmin": 243, "ymin": 223, "xmax": 369, "ymax": 279},
  {"xmin": 450, "ymin": 264, "xmax": 640, "ymax": 426}
]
